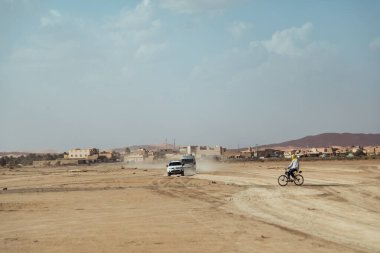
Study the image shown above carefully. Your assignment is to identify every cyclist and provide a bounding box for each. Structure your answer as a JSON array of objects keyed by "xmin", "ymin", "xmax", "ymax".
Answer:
[{"xmin": 287, "ymin": 154, "xmax": 299, "ymax": 181}]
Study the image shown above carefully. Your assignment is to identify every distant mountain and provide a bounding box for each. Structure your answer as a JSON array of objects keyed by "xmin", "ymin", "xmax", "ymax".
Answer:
[{"xmin": 263, "ymin": 133, "xmax": 380, "ymax": 148}]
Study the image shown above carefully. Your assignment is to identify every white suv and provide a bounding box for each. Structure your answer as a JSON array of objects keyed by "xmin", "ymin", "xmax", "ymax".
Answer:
[{"xmin": 167, "ymin": 161, "xmax": 184, "ymax": 176}]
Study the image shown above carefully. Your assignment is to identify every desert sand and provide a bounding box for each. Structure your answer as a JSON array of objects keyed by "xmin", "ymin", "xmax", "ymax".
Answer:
[{"xmin": 1, "ymin": 159, "xmax": 379, "ymax": 253}]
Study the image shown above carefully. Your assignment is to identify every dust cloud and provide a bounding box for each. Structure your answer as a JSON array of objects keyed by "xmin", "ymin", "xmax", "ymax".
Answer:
[{"xmin": 196, "ymin": 159, "xmax": 222, "ymax": 173}]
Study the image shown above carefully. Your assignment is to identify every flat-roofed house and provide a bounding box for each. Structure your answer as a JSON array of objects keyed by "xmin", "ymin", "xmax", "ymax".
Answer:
[
  {"xmin": 68, "ymin": 148, "xmax": 99, "ymax": 159},
  {"xmin": 333, "ymin": 146, "xmax": 349, "ymax": 157},
  {"xmin": 195, "ymin": 146, "xmax": 225, "ymax": 159},
  {"xmin": 365, "ymin": 146, "xmax": 380, "ymax": 156},
  {"xmin": 124, "ymin": 148, "xmax": 148, "ymax": 163}
]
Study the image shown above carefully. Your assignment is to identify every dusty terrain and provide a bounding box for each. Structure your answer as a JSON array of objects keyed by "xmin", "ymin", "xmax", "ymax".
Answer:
[{"xmin": 1, "ymin": 159, "xmax": 379, "ymax": 253}]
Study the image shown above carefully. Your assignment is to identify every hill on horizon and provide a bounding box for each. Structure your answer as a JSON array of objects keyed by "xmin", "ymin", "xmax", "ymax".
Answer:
[{"xmin": 263, "ymin": 133, "xmax": 380, "ymax": 148}]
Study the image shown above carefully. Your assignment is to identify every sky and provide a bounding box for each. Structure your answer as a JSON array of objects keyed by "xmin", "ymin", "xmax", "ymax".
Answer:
[{"xmin": 1, "ymin": 0, "xmax": 380, "ymax": 152}]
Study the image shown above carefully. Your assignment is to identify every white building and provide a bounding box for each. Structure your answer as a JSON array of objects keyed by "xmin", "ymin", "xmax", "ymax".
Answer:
[
  {"xmin": 185, "ymin": 145, "xmax": 225, "ymax": 159},
  {"xmin": 68, "ymin": 148, "xmax": 99, "ymax": 159},
  {"xmin": 124, "ymin": 148, "xmax": 148, "ymax": 163}
]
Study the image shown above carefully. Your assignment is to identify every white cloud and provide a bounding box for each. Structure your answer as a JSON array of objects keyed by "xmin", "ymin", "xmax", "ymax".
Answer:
[
  {"xmin": 104, "ymin": 0, "xmax": 163, "ymax": 47},
  {"xmin": 229, "ymin": 21, "xmax": 253, "ymax": 39},
  {"xmin": 3, "ymin": 0, "xmax": 168, "ymax": 92},
  {"xmin": 190, "ymin": 22, "xmax": 336, "ymax": 91},
  {"xmin": 40, "ymin": 9, "xmax": 62, "ymax": 27},
  {"xmin": 159, "ymin": 0, "xmax": 243, "ymax": 13},
  {"xmin": 135, "ymin": 42, "xmax": 166, "ymax": 60},
  {"xmin": 369, "ymin": 37, "xmax": 380, "ymax": 50},
  {"xmin": 113, "ymin": 0, "xmax": 153, "ymax": 30},
  {"xmin": 50, "ymin": 9, "xmax": 61, "ymax": 17},
  {"xmin": 254, "ymin": 22, "xmax": 314, "ymax": 58},
  {"xmin": 186, "ymin": 28, "xmax": 363, "ymax": 144}
]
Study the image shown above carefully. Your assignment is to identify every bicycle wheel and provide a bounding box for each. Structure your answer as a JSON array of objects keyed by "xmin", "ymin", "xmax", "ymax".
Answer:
[
  {"xmin": 294, "ymin": 174, "xmax": 304, "ymax": 186},
  {"xmin": 278, "ymin": 175, "xmax": 288, "ymax": 186}
]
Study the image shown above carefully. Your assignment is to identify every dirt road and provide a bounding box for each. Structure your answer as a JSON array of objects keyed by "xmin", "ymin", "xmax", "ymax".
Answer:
[{"xmin": 1, "ymin": 160, "xmax": 379, "ymax": 252}]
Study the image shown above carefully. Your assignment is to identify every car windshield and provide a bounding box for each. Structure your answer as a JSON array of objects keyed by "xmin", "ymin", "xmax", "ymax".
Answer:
[
  {"xmin": 169, "ymin": 162, "xmax": 182, "ymax": 166},
  {"xmin": 181, "ymin": 159, "xmax": 194, "ymax": 164}
]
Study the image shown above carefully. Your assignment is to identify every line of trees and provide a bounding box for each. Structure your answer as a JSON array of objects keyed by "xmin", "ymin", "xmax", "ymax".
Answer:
[{"xmin": 0, "ymin": 153, "xmax": 64, "ymax": 167}]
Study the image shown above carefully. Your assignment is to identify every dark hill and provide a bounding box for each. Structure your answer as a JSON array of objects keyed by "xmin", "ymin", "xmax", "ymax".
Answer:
[{"xmin": 264, "ymin": 133, "xmax": 380, "ymax": 148}]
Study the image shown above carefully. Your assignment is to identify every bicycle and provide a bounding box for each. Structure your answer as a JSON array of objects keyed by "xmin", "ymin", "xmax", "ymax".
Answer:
[{"xmin": 278, "ymin": 168, "xmax": 304, "ymax": 186}]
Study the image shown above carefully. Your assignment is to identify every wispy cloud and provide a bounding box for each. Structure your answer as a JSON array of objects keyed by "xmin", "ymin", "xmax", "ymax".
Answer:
[
  {"xmin": 112, "ymin": 0, "xmax": 153, "ymax": 30},
  {"xmin": 3, "ymin": 0, "xmax": 168, "ymax": 93},
  {"xmin": 135, "ymin": 42, "xmax": 167, "ymax": 61},
  {"xmin": 159, "ymin": 0, "xmax": 244, "ymax": 13},
  {"xmin": 228, "ymin": 21, "xmax": 253, "ymax": 39},
  {"xmin": 254, "ymin": 22, "xmax": 314, "ymax": 58},
  {"xmin": 191, "ymin": 22, "xmax": 337, "ymax": 92},
  {"xmin": 41, "ymin": 9, "xmax": 62, "ymax": 27}
]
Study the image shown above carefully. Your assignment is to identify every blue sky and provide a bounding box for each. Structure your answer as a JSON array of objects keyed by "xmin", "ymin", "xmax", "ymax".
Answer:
[{"xmin": 1, "ymin": 0, "xmax": 380, "ymax": 152}]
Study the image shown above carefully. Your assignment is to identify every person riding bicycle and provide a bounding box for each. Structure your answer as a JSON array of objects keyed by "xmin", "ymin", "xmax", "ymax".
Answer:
[{"xmin": 287, "ymin": 154, "xmax": 299, "ymax": 180}]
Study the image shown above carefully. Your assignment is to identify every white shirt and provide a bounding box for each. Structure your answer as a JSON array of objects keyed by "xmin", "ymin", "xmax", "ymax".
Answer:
[{"xmin": 289, "ymin": 159, "xmax": 299, "ymax": 170}]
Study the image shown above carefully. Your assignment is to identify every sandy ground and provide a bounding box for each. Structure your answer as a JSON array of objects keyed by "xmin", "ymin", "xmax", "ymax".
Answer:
[{"xmin": 0, "ymin": 159, "xmax": 379, "ymax": 253}]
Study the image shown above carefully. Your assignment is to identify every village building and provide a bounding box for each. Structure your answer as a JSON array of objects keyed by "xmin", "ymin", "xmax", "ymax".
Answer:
[
  {"xmin": 195, "ymin": 146, "xmax": 225, "ymax": 159},
  {"xmin": 349, "ymin": 146, "xmax": 365, "ymax": 156},
  {"xmin": 257, "ymin": 149, "xmax": 284, "ymax": 158},
  {"xmin": 318, "ymin": 147, "xmax": 334, "ymax": 157},
  {"xmin": 179, "ymin": 146, "xmax": 188, "ymax": 154},
  {"xmin": 68, "ymin": 148, "xmax": 99, "ymax": 160},
  {"xmin": 186, "ymin": 146, "xmax": 198, "ymax": 155},
  {"xmin": 222, "ymin": 150, "xmax": 243, "ymax": 160},
  {"xmin": 333, "ymin": 146, "xmax": 349, "ymax": 157},
  {"xmin": 240, "ymin": 147, "xmax": 255, "ymax": 158},
  {"xmin": 179, "ymin": 145, "xmax": 225, "ymax": 159},
  {"xmin": 305, "ymin": 148, "xmax": 320, "ymax": 157},
  {"xmin": 124, "ymin": 148, "xmax": 148, "ymax": 163},
  {"xmin": 97, "ymin": 150, "xmax": 120, "ymax": 162},
  {"xmin": 365, "ymin": 146, "xmax": 380, "ymax": 156}
]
